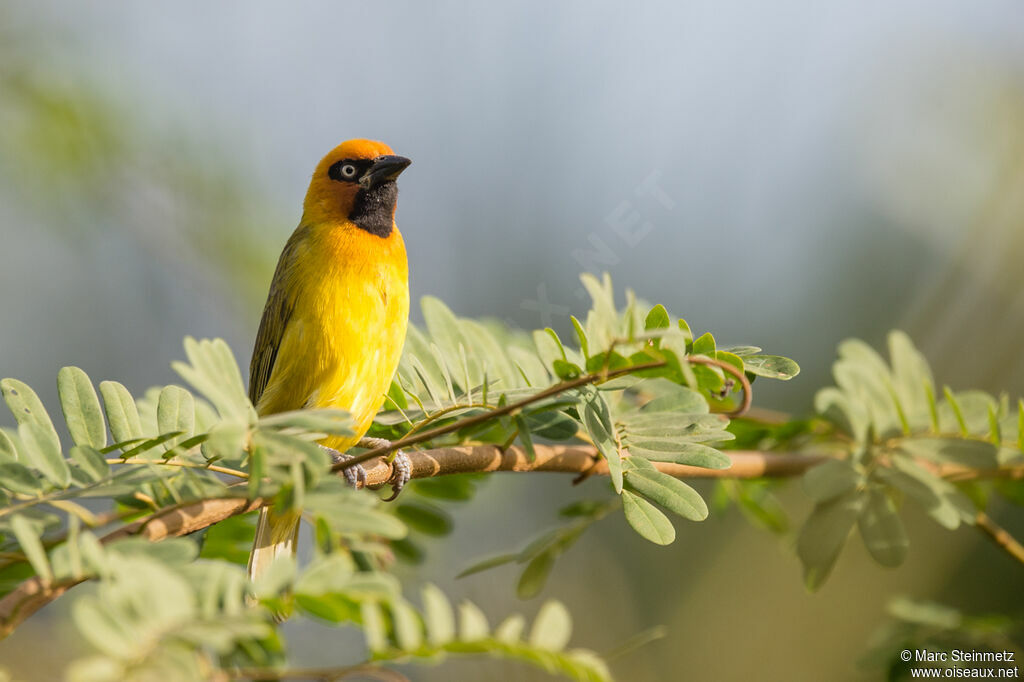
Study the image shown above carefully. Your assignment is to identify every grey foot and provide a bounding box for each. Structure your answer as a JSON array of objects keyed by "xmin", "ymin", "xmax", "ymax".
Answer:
[
  {"xmin": 356, "ymin": 437, "xmax": 411, "ymax": 501},
  {"xmin": 322, "ymin": 445, "xmax": 367, "ymax": 488},
  {"xmin": 381, "ymin": 451, "xmax": 411, "ymax": 502}
]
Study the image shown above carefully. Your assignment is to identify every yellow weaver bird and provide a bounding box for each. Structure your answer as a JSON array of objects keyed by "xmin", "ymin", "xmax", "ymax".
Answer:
[{"xmin": 247, "ymin": 139, "xmax": 412, "ymax": 583}]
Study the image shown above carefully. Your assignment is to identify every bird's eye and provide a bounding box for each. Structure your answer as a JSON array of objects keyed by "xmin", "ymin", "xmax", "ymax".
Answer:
[{"xmin": 341, "ymin": 164, "xmax": 358, "ymax": 179}]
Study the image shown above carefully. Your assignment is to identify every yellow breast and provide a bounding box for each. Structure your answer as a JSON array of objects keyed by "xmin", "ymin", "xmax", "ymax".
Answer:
[{"xmin": 255, "ymin": 221, "xmax": 409, "ymax": 451}]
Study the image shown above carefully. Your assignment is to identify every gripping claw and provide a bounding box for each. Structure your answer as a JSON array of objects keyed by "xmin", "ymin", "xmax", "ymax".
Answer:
[
  {"xmin": 356, "ymin": 437, "xmax": 412, "ymax": 501},
  {"xmin": 323, "ymin": 446, "xmax": 368, "ymax": 488},
  {"xmin": 381, "ymin": 451, "xmax": 411, "ymax": 502}
]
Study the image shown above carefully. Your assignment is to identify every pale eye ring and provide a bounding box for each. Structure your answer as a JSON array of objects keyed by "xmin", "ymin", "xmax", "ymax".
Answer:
[{"xmin": 340, "ymin": 163, "xmax": 358, "ymax": 179}]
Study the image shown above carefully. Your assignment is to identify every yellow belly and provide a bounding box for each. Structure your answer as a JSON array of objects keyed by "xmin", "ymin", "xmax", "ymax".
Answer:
[{"xmin": 255, "ymin": 222, "xmax": 409, "ymax": 451}]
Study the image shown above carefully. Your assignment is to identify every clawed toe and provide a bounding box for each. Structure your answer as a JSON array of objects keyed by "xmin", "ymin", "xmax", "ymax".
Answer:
[
  {"xmin": 343, "ymin": 460, "xmax": 368, "ymax": 488},
  {"xmin": 323, "ymin": 446, "xmax": 368, "ymax": 489},
  {"xmin": 326, "ymin": 440, "xmax": 412, "ymax": 498},
  {"xmin": 382, "ymin": 451, "xmax": 411, "ymax": 502}
]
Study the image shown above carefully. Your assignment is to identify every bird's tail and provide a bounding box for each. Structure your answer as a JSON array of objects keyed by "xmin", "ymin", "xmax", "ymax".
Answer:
[{"xmin": 247, "ymin": 506, "xmax": 301, "ymax": 584}]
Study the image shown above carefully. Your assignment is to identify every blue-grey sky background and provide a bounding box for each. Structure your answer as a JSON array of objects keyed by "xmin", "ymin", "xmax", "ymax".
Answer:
[
  {"xmin": 2, "ymin": 2, "xmax": 1023, "ymax": 680},
  {"xmin": 5, "ymin": 1, "xmax": 1024, "ymax": 404}
]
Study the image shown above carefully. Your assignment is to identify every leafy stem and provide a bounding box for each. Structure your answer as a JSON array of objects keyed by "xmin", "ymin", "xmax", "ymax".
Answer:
[{"xmin": 333, "ymin": 355, "xmax": 751, "ymax": 474}]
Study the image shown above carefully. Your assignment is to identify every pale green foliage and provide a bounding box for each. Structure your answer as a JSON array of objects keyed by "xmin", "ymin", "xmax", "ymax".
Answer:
[
  {"xmin": 798, "ymin": 331, "xmax": 1024, "ymax": 590},
  {"xmin": 0, "ymin": 329, "xmax": 619, "ymax": 681},
  {"xmin": 374, "ymin": 273, "xmax": 797, "ymax": 554},
  {"xmin": 372, "ymin": 274, "xmax": 798, "ymax": 599},
  {"xmin": 24, "ymin": 278, "xmax": 1024, "ymax": 679},
  {"xmin": 362, "ymin": 588, "xmax": 612, "ymax": 682},
  {"xmin": 0, "ymin": 274, "xmax": 804, "ymax": 680}
]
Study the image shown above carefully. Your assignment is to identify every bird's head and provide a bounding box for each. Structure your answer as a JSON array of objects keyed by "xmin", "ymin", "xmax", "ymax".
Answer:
[{"xmin": 303, "ymin": 139, "xmax": 411, "ymax": 237}]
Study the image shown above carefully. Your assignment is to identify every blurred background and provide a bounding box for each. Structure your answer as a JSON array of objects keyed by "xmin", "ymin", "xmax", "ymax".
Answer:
[{"xmin": 1, "ymin": 1, "xmax": 1023, "ymax": 679}]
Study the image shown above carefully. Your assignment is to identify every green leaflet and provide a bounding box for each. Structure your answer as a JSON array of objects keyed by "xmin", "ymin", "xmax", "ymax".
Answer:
[
  {"xmin": 626, "ymin": 442, "xmax": 731, "ymax": 469},
  {"xmin": 69, "ymin": 445, "xmax": 109, "ymax": 482},
  {"xmin": 796, "ymin": 490, "xmax": 864, "ymax": 591},
  {"xmin": 57, "ymin": 366, "xmax": 107, "ymax": 449},
  {"xmin": 394, "ymin": 502, "xmax": 453, "ymax": 537},
  {"xmin": 1, "ymin": 378, "xmax": 61, "ymax": 450},
  {"xmin": 644, "ymin": 304, "xmax": 670, "ymax": 332},
  {"xmin": 458, "ymin": 600, "xmax": 490, "ymax": 641},
  {"xmin": 19, "ymin": 420, "xmax": 70, "ymax": 487},
  {"xmin": 173, "ymin": 337, "xmax": 254, "ymax": 423},
  {"xmin": 802, "ymin": 459, "xmax": 862, "ymax": 503},
  {"xmin": 582, "ymin": 393, "xmax": 622, "ymax": 494},
  {"xmin": 99, "ymin": 381, "xmax": 144, "ymax": 447},
  {"xmin": 623, "ymin": 466, "xmax": 708, "ymax": 521},
  {"xmin": 529, "ymin": 600, "xmax": 572, "ymax": 651},
  {"xmin": 10, "ymin": 515, "xmax": 52, "ymax": 583},
  {"xmin": 157, "ymin": 385, "xmax": 196, "ymax": 452},
  {"xmin": 622, "ymin": 490, "xmax": 675, "ymax": 545},
  {"xmin": 357, "ymin": 588, "xmax": 611, "ymax": 682},
  {"xmin": 898, "ymin": 438, "xmax": 999, "ymax": 470},
  {"xmin": 874, "ymin": 457, "xmax": 975, "ymax": 531},
  {"xmin": 887, "ymin": 331, "xmax": 935, "ymax": 432},
  {"xmin": 517, "ymin": 552, "xmax": 555, "ymax": 600},
  {"xmin": 0, "ymin": 461, "xmax": 44, "ymax": 495},
  {"xmin": 741, "ymin": 355, "xmax": 800, "ymax": 380},
  {"xmin": 422, "ymin": 583, "xmax": 456, "ymax": 646},
  {"xmin": 858, "ymin": 487, "xmax": 909, "ymax": 567}
]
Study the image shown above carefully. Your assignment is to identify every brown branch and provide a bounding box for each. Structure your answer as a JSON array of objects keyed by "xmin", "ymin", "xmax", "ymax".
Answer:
[
  {"xmin": 0, "ymin": 444, "xmax": 807, "ymax": 638},
  {"xmin": 356, "ymin": 444, "xmax": 823, "ymax": 486},
  {"xmin": 331, "ymin": 361, "xmax": 665, "ymax": 473},
  {"xmin": 333, "ymin": 355, "xmax": 752, "ymax": 474},
  {"xmin": 2, "ymin": 442, "xmax": 1019, "ymax": 639},
  {"xmin": 975, "ymin": 511, "xmax": 1024, "ymax": 565},
  {"xmin": 0, "ymin": 498, "xmax": 262, "ymax": 639}
]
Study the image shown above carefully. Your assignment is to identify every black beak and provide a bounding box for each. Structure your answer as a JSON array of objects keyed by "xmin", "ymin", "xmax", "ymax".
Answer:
[{"xmin": 360, "ymin": 155, "xmax": 411, "ymax": 189}]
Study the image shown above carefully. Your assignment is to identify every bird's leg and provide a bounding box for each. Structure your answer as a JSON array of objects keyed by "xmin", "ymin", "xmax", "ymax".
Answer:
[
  {"xmin": 321, "ymin": 445, "xmax": 368, "ymax": 489},
  {"xmin": 356, "ymin": 437, "xmax": 412, "ymax": 501}
]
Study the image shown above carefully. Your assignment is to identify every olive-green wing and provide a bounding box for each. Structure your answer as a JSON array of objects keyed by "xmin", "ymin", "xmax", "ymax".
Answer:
[{"xmin": 248, "ymin": 226, "xmax": 307, "ymax": 408}]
